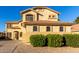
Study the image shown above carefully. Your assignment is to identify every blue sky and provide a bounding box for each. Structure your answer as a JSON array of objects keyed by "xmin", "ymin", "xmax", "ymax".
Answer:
[{"xmin": 0, "ymin": 6, "xmax": 79, "ymax": 32}]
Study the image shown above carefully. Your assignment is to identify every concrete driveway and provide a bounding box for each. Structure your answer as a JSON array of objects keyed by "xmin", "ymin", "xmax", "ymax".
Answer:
[
  {"xmin": 0, "ymin": 40, "xmax": 21, "ymax": 53},
  {"xmin": 1, "ymin": 40, "xmax": 79, "ymax": 53},
  {"xmin": 14, "ymin": 43, "xmax": 79, "ymax": 53}
]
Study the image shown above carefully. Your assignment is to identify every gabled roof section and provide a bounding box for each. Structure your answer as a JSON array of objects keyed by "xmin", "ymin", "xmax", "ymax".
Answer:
[{"xmin": 20, "ymin": 6, "xmax": 60, "ymax": 14}]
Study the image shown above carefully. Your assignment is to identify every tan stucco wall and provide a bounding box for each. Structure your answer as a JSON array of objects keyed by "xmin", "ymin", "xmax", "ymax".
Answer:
[
  {"xmin": 39, "ymin": 26, "xmax": 46, "ymax": 32},
  {"xmin": 53, "ymin": 26, "xmax": 59, "ymax": 32},
  {"xmin": 12, "ymin": 24, "xmax": 19, "ymax": 27},
  {"xmin": 21, "ymin": 25, "xmax": 72, "ymax": 42},
  {"xmin": 25, "ymin": 25, "xmax": 72, "ymax": 32},
  {"xmin": 22, "ymin": 9, "xmax": 58, "ymax": 22},
  {"xmin": 6, "ymin": 28, "xmax": 22, "ymax": 40},
  {"xmin": 6, "ymin": 23, "xmax": 72, "ymax": 41},
  {"xmin": 36, "ymin": 9, "xmax": 58, "ymax": 21},
  {"xmin": 65, "ymin": 26, "xmax": 71, "ymax": 32},
  {"xmin": 26, "ymin": 25, "xmax": 33, "ymax": 32}
]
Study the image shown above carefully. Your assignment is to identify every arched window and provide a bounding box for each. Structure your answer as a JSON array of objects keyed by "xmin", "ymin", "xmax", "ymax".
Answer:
[
  {"xmin": 26, "ymin": 14, "xmax": 33, "ymax": 21},
  {"xmin": 46, "ymin": 26, "xmax": 50, "ymax": 31},
  {"xmin": 60, "ymin": 26, "xmax": 63, "ymax": 32}
]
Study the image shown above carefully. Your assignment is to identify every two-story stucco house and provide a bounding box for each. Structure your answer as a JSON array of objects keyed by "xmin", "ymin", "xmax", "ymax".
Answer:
[{"xmin": 6, "ymin": 6, "xmax": 74, "ymax": 42}]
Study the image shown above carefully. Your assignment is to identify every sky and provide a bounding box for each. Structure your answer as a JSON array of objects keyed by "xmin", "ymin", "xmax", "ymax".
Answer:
[{"xmin": 0, "ymin": 6, "xmax": 79, "ymax": 32}]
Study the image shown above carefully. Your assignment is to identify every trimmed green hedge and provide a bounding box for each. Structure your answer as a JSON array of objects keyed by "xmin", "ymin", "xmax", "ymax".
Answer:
[
  {"xmin": 63, "ymin": 34, "xmax": 79, "ymax": 47},
  {"xmin": 30, "ymin": 34, "xmax": 46, "ymax": 47},
  {"xmin": 46, "ymin": 34, "xmax": 63, "ymax": 47},
  {"xmin": 30, "ymin": 34, "xmax": 79, "ymax": 47}
]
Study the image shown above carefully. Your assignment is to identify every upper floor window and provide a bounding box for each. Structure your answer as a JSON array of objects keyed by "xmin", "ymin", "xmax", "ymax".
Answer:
[
  {"xmin": 46, "ymin": 26, "xmax": 50, "ymax": 31},
  {"xmin": 49, "ymin": 15, "xmax": 56, "ymax": 19},
  {"xmin": 26, "ymin": 14, "xmax": 33, "ymax": 21},
  {"xmin": 7, "ymin": 24, "xmax": 12, "ymax": 28},
  {"xmin": 33, "ymin": 26, "xmax": 37, "ymax": 32},
  {"xmin": 60, "ymin": 26, "xmax": 63, "ymax": 32},
  {"xmin": 52, "ymin": 15, "xmax": 55, "ymax": 18},
  {"xmin": 49, "ymin": 15, "xmax": 51, "ymax": 18}
]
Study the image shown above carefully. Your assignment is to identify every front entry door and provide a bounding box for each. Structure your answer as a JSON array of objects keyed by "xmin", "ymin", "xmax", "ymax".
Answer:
[{"xmin": 14, "ymin": 31, "xmax": 19, "ymax": 40}]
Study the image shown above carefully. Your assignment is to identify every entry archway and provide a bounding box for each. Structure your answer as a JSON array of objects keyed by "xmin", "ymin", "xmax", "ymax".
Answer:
[{"xmin": 14, "ymin": 31, "xmax": 19, "ymax": 40}]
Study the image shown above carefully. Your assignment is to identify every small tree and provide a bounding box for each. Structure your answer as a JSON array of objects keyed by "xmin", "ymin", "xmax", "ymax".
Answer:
[{"xmin": 74, "ymin": 16, "xmax": 79, "ymax": 23}]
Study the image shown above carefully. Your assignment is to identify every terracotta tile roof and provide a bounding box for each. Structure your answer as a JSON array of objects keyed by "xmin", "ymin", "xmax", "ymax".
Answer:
[
  {"xmin": 6, "ymin": 22, "xmax": 18, "ymax": 24},
  {"xmin": 72, "ymin": 24, "xmax": 79, "ymax": 31},
  {"xmin": 23, "ymin": 20, "xmax": 74, "ymax": 26},
  {"xmin": 6, "ymin": 20, "xmax": 22, "ymax": 24}
]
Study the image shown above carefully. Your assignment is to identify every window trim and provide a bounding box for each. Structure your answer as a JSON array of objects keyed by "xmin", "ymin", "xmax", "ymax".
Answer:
[
  {"xmin": 46, "ymin": 26, "xmax": 50, "ymax": 31},
  {"xmin": 26, "ymin": 14, "xmax": 33, "ymax": 21},
  {"xmin": 33, "ymin": 26, "xmax": 37, "ymax": 32},
  {"xmin": 60, "ymin": 26, "xmax": 63, "ymax": 32},
  {"xmin": 48, "ymin": 15, "xmax": 57, "ymax": 19}
]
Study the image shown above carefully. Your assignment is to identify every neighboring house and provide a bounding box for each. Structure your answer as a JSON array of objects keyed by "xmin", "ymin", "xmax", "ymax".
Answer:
[
  {"xmin": 6, "ymin": 6, "xmax": 75, "ymax": 42},
  {"xmin": 0, "ymin": 32, "xmax": 5, "ymax": 37},
  {"xmin": 72, "ymin": 24, "xmax": 79, "ymax": 32}
]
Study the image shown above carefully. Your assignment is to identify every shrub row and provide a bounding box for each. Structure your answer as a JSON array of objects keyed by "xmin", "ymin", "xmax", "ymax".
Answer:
[
  {"xmin": 30, "ymin": 34, "xmax": 46, "ymax": 47},
  {"xmin": 63, "ymin": 34, "xmax": 79, "ymax": 47},
  {"xmin": 47, "ymin": 34, "xmax": 63, "ymax": 47},
  {"xmin": 30, "ymin": 34, "xmax": 63, "ymax": 47},
  {"xmin": 30, "ymin": 34, "xmax": 79, "ymax": 47}
]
